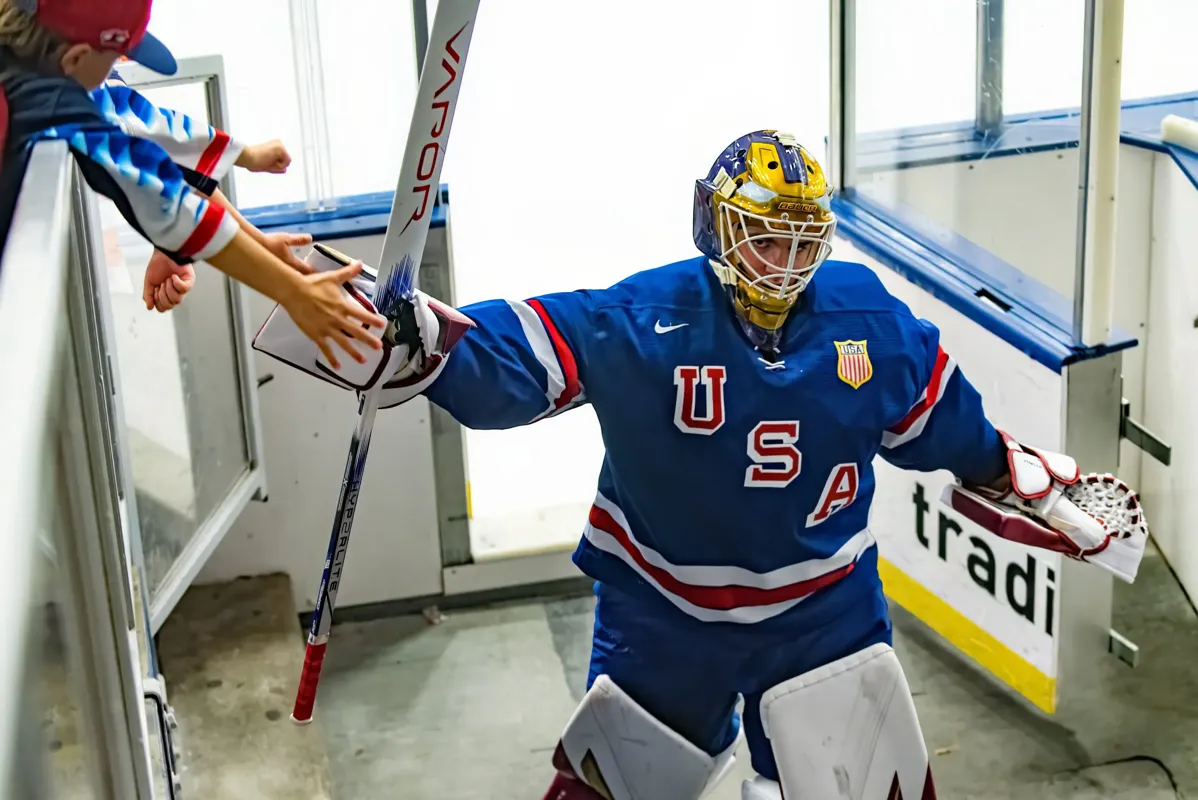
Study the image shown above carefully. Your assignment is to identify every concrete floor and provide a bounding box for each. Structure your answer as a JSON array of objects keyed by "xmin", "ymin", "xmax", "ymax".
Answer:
[
  {"xmin": 154, "ymin": 540, "xmax": 1198, "ymax": 799},
  {"xmin": 312, "ymin": 542, "xmax": 1198, "ymax": 799},
  {"xmin": 156, "ymin": 574, "xmax": 335, "ymax": 799}
]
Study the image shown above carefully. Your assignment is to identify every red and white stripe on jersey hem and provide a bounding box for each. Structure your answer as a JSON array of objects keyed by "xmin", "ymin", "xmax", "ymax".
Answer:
[
  {"xmin": 583, "ymin": 491, "xmax": 875, "ymax": 624},
  {"xmin": 881, "ymin": 345, "xmax": 957, "ymax": 450},
  {"xmin": 507, "ymin": 299, "xmax": 586, "ymax": 421}
]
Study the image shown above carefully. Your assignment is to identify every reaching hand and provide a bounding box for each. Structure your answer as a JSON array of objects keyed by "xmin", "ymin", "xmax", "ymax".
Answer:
[
  {"xmin": 282, "ymin": 260, "xmax": 386, "ymax": 370},
  {"xmin": 143, "ymin": 249, "xmax": 195, "ymax": 312},
  {"xmin": 262, "ymin": 231, "xmax": 316, "ymax": 274},
  {"xmin": 238, "ymin": 139, "xmax": 292, "ymax": 174}
]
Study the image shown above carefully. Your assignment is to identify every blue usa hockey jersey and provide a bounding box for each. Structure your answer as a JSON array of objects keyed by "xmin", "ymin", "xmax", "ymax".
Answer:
[{"xmin": 425, "ymin": 256, "xmax": 1007, "ymax": 628}]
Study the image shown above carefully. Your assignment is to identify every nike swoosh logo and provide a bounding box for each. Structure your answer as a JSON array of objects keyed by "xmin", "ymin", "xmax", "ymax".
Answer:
[{"xmin": 655, "ymin": 321, "xmax": 689, "ymax": 334}]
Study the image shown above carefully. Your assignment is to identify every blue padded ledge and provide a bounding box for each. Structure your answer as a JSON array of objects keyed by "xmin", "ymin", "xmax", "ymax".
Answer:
[
  {"xmin": 244, "ymin": 184, "xmax": 450, "ymax": 239},
  {"xmin": 833, "ymin": 189, "xmax": 1137, "ymax": 373},
  {"xmin": 1120, "ymin": 132, "xmax": 1198, "ymax": 194}
]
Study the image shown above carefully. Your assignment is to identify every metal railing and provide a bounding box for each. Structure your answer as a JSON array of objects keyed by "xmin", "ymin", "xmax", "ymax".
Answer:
[{"xmin": 0, "ymin": 140, "xmax": 158, "ymax": 797}]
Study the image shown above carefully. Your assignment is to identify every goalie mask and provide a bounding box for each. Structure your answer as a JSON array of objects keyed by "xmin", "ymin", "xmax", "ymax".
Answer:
[{"xmin": 693, "ymin": 130, "xmax": 836, "ymax": 352}]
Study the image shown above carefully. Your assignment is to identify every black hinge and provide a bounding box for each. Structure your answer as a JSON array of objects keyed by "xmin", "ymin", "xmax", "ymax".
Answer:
[{"xmin": 1121, "ymin": 398, "xmax": 1171, "ymax": 466}]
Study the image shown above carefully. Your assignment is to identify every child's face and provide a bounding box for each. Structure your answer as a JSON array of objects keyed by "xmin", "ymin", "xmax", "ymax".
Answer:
[{"xmin": 59, "ymin": 44, "xmax": 121, "ymax": 90}]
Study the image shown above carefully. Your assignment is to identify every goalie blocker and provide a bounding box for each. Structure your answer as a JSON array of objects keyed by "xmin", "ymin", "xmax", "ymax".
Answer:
[{"xmin": 252, "ymin": 243, "xmax": 475, "ymax": 405}]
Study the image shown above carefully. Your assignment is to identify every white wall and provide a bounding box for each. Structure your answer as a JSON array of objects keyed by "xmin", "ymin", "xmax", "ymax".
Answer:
[
  {"xmin": 196, "ymin": 234, "xmax": 444, "ymax": 612},
  {"xmin": 1109, "ymin": 148, "xmax": 1155, "ymax": 492},
  {"xmin": 857, "ymin": 151, "xmax": 1083, "ymax": 299},
  {"xmin": 1141, "ymin": 156, "xmax": 1198, "ymax": 598},
  {"xmin": 858, "ymin": 144, "xmax": 1157, "ymax": 491}
]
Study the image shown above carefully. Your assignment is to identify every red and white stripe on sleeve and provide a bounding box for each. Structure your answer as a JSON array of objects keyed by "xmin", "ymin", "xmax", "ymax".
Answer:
[
  {"xmin": 507, "ymin": 299, "xmax": 586, "ymax": 421},
  {"xmin": 881, "ymin": 344, "xmax": 957, "ymax": 450},
  {"xmin": 95, "ymin": 82, "xmax": 244, "ymax": 180},
  {"xmin": 62, "ymin": 128, "xmax": 239, "ymax": 262}
]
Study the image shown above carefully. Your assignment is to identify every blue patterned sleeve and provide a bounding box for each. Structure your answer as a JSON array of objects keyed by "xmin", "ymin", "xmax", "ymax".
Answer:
[
  {"xmin": 92, "ymin": 80, "xmax": 244, "ymax": 183},
  {"xmin": 40, "ymin": 121, "xmax": 239, "ymax": 263}
]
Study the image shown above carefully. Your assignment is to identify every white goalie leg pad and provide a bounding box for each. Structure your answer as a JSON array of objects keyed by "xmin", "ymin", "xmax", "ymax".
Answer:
[
  {"xmin": 740, "ymin": 776, "xmax": 782, "ymax": 800},
  {"xmin": 554, "ymin": 674, "xmax": 740, "ymax": 800},
  {"xmin": 757, "ymin": 642, "xmax": 936, "ymax": 800}
]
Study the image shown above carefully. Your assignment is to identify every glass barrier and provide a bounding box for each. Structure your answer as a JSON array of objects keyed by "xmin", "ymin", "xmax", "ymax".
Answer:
[
  {"xmin": 36, "ymin": 424, "xmax": 104, "ymax": 800},
  {"xmin": 1117, "ymin": 0, "xmax": 1198, "ymax": 102},
  {"xmin": 97, "ymin": 197, "xmax": 251, "ymax": 600},
  {"xmin": 0, "ymin": 142, "xmax": 154, "ymax": 798},
  {"xmin": 104, "ymin": 61, "xmax": 267, "ymax": 625},
  {"xmin": 145, "ymin": 0, "xmax": 304, "ymax": 208},
  {"xmin": 848, "ymin": 0, "xmax": 1088, "ymax": 325}
]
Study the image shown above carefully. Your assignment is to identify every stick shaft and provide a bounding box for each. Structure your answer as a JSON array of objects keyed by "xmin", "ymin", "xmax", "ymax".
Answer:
[{"xmin": 291, "ymin": 0, "xmax": 480, "ymax": 724}]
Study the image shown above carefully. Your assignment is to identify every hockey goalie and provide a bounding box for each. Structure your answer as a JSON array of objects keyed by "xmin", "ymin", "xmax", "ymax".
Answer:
[{"xmin": 254, "ymin": 130, "xmax": 1149, "ymax": 800}]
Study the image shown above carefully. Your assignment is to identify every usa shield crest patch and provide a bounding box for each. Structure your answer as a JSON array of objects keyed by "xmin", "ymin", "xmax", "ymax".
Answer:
[{"xmin": 835, "ymin": 339, "xmax": 872, "ymax": 389}]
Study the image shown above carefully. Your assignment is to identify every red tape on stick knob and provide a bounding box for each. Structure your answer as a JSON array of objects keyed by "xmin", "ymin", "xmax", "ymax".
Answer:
[{"xmin": 291, "ymin": 641, "xmax": 327, "ymax": 724}]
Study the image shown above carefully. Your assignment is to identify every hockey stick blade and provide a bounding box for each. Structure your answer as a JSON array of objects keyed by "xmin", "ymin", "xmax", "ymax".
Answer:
[{"xmin": 291, "ymin": 0, "xmax": 480, "ymax": 724}]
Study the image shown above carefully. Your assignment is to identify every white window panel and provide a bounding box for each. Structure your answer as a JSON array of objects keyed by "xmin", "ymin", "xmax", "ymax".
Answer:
[
  {"xmin": 441, "ymin": 0, "xmax": 829, "ymax": 527},
  {"xmin": 146, "ymin": 0, "xmax": 305, "ymax": 209},
  {"xmin": 1121, "ymin": 0, "xmax": 1198, "ymax": 101},
  {"xmin": 854, "ymin": 0, "xmax": 976, "ymax": 134},
  {"xmin": 315, "ymin": 0, "xmax": 421, "ymax": 199},
  {"xmin": 1001, "ymin": 1, "xmax": 1086, "ymax": 118}
]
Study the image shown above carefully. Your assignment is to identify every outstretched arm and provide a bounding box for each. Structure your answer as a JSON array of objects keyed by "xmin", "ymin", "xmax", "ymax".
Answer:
[
  {"xmin": 421, "ymin": 291, "xmax": 595, "ymax": 429},
  {"xmin": 250, "ymin": 245, "xmax": 597, "ymax": 427},
  {"xmin": 93, "ymin": 78, "xmax": 243, "ymax": 187},
  {"xmin": 879, "ymin": 314, "xmax": 1148, "ymax": 583},
  {"xmin": 42, "ymin": 123, "xmax": 382, "ymax": 364}
]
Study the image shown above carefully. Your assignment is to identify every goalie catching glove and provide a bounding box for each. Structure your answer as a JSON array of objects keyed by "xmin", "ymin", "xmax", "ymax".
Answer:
[
  {"xmin": 252, "ymin": 243, "xmax": 474, "ymax": 408},
  {"xmin": 940, "ymin": 430, "xmax": 1148, "ymax": 583}
]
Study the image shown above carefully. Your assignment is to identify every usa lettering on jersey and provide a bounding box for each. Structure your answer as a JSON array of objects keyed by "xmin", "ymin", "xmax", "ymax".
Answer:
[
  {"xmin": 673, "ymin": 364, "xmax": 860, "ymax": 512},
  {"xmin": 673, "ymin": 366, "xmax": 727, "ymax": 434},
  {"xmin": 420, "ymin": 256, "xmax": 1007, "ymax": 627}
]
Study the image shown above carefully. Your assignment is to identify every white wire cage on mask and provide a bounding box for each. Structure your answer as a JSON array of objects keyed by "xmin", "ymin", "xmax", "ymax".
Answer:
[{"xmin": 715, "ymin": 191, "xmax": 836, "ymax": 302}]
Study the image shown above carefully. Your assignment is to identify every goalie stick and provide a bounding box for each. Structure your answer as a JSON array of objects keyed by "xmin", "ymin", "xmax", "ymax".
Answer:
[{"xmin": 290, "ymin": 0, "xmax": 480, "ymax": 724}]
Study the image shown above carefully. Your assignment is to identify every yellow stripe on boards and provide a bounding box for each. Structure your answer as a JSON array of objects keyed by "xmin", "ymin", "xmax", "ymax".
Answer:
[{"xmin": 878, "ymin": 557, "xmax": 1057, "ymax": 713}]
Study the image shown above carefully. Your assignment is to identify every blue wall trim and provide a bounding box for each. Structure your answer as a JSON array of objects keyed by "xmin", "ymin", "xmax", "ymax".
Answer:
[
  {"xmin": 245, "ymin": 184, "xmax": 450, "ymax": 238},
  {"xmin": 1118, "ymin": 131, "xmax": 1198, "ymax": 192}
]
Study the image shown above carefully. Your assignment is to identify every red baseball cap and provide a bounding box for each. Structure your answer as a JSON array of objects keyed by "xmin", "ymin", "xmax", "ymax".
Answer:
[{"xmin": 16, "ymin": 0, "xmax": 177, "ymax": 76}]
